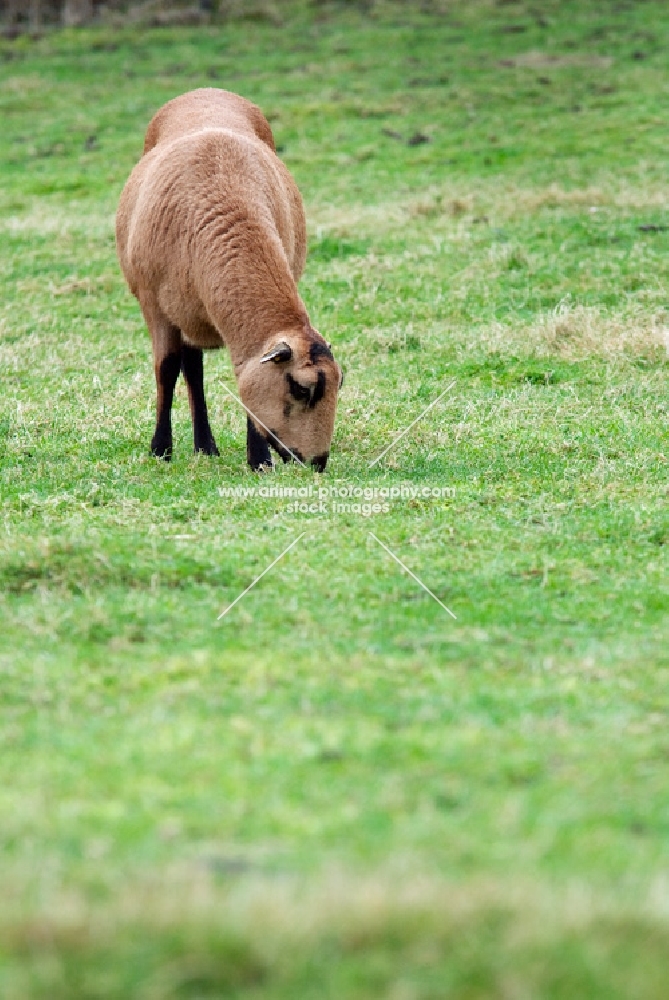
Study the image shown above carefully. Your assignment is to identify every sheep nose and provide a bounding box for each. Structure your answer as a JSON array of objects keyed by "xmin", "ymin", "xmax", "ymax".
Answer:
[{"xmin": 311, "ymin": 453, "xmax": 329, "ymax": 472}]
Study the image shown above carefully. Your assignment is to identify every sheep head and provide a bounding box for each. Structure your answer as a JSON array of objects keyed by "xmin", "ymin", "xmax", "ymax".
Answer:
[{"xmin": 236, "ymin": 331, "xmax": 342, "ymax": 472}]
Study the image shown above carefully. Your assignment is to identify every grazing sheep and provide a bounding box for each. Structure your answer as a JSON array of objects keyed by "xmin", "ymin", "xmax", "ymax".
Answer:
[{"xmin": 116, "ymin": 88, "xmax": 342, "ymax": 471}]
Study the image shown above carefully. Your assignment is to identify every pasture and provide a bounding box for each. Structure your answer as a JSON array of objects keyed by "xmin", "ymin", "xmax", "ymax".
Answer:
[{"xmin": 1, "ymin": 0, "xmax": 668, "ymax": 995}]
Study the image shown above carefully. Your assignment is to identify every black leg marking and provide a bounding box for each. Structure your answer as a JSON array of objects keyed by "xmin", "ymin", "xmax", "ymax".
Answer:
[
  {"xmin": 247, "ymin": 416, "xmax": 273, "ymax": 471},
  {"xmin": 311, "ymin": 452, "xmax": 329, "ymax": 472},
  {"xmin": 181, "ymin": 345, "xmax": 219, "ymax": 456},
  {"xmin": 151, "ymin": 352, "xmax": 181, "ymax": 460}
]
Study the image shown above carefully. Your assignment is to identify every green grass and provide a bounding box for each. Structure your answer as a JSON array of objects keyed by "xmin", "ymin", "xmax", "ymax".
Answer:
[{"xmin": 1, "ymin": 0, "xmax": 669, "ymax": 995}]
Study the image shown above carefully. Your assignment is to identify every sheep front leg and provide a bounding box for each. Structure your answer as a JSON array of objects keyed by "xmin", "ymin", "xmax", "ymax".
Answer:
[
  {"xmin": 246, "ymin": 416, "xmax": 273, "ymax": 471},
  {"xmin": 180, "ymin": 345, "xmax": 219, "ymax": 456}
]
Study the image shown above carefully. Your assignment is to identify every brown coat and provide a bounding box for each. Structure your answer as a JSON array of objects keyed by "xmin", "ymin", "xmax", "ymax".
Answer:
[{"xmin": 116, "ymin": 88, "xmax": 341, "ymax": 470}]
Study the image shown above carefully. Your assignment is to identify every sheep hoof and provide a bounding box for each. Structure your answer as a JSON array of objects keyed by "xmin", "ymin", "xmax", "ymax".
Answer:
[
  {"xmin": 250, "ymin": 458, "xmax": 273, "ymax": 473},
  {"xmin": 151, "ymin": 434, "xmax": 173, "ymax": 461},
  {"xmin": 194, "ymin": 435, "xmax": 219, "ymax": 457}
]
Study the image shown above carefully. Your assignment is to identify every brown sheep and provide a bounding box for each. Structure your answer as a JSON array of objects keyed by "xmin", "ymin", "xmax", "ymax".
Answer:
[{"xmin": 116, "ymin": 88, "xmax": 342, "ymax": 471}]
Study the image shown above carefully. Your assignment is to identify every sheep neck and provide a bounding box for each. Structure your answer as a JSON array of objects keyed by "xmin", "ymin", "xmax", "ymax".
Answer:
[{"xmin": 203, "ymin": 233, "xmax": 309, "ymax": 367}]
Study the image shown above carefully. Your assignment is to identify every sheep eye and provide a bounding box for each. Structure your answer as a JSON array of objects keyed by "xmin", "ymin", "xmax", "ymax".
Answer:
[{"xmin": 286, "ymin": 373, "xmax": 311, "ymax": 402}]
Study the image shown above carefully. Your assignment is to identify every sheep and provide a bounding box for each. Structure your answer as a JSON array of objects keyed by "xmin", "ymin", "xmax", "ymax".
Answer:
[{"xmin": 116, "ymin": 88, "xmax": 342, "ymax": 472}]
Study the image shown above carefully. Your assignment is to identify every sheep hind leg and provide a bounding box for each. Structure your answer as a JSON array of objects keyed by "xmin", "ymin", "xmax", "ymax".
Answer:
[
  {"xmin": 180, "ymin": 344, "xmax": 219, "ymax": 456},
  {"xmin": 144, "ymin": 304, "xmax": 182, "ymax": 460}
]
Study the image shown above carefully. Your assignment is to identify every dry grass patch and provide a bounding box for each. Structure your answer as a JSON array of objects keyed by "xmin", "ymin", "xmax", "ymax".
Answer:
[
  {"xmin": 0, "ymin": 204, "xmax": 115, "ymax": 238},
  {"xmin": 309, "ymin": 178, "xmax": 669, "ymax": 240},
  {"xmin": 501, "ymin": 181, "xmax": 669, "ymax": 217},
  {"xmin": 2, "ymin": 865, "xmax": 669, "ymax": 975},
  {"xmin": 505, "ymin": 51, "xmax": 614, "ymax": 70},
  {"xmin": 479, "ymin": 304, "xmax": 669, "ymax": 361},
  {"xmin": 1, "ymin": 866, "xmax": 669, "ymax": 1000}
]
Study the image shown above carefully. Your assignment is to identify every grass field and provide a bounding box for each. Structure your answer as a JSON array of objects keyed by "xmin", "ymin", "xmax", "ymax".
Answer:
[{"xmin": 1, "ymin": 0, "xmax": 669, "ymax": 996}]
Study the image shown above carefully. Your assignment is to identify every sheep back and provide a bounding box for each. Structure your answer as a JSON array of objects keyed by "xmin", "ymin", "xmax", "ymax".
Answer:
[
  {"xmin": 116, "ymin": 91, "xmax": 307, "ymax": 356},
  {"xmin": 143, "ymin": 87, "xmax": 277, "ymax": 155}
]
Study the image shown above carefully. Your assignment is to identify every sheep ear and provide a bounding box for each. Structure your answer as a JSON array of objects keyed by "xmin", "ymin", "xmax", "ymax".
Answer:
[{"xmin": 260, "ymin": 342, "xmax": 292, "ymax": 364}]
